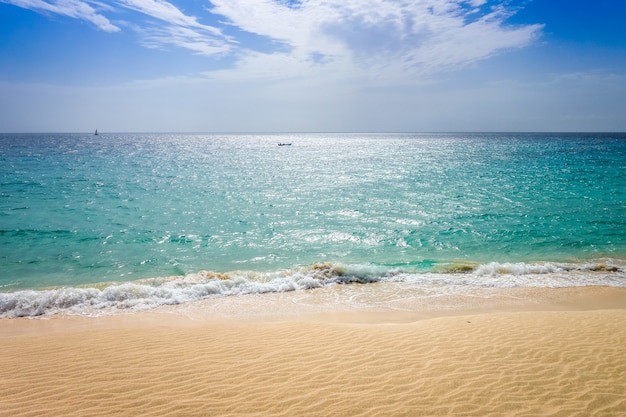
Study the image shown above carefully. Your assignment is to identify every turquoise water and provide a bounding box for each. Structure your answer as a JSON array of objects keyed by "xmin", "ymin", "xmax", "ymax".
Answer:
[{"xmin": 1, "ymin": 133, "xmax": 625, "ymax": 316}]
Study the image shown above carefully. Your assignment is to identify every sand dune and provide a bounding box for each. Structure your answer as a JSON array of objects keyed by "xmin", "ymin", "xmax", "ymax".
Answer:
[{"xmin": 2, "ymin": 288, "xmax": 626, "ymax": 416}]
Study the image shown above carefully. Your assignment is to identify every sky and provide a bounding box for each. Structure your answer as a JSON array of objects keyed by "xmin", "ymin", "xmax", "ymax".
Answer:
[{"xmin": 0, "ymin": 0, "xmax": 625, "ymax": 132}]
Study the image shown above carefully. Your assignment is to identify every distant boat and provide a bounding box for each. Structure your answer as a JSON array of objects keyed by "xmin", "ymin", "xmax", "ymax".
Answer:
[
  {"xmin": 94, "ymin": 129, "xmax": 99, "ymax": 136},
  {"xmin": 277, "ymin": 142, "xmax": 291, "ymax": 146}
]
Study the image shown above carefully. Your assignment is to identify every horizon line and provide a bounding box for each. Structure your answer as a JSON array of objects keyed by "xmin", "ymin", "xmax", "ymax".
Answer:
[{"xmin": 2, "ymin": 130, "xmax": 626, "ymax": 135}]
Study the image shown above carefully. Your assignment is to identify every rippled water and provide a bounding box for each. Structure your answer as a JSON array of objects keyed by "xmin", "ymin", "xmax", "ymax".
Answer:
[{"xmin": 1, "ymin": 132, "xmax": 625, "ymax": 316}]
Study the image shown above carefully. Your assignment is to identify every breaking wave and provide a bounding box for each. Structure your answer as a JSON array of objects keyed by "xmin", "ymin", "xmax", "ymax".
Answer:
[{"xmin": 1, "ymin": 261, "xmax": 624, "ymax": 318}]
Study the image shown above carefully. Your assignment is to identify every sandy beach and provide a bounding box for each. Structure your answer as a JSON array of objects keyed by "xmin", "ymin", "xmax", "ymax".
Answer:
[{"xmin": 2, "ymin": 286, "xmax": 626, "ymax": 417}]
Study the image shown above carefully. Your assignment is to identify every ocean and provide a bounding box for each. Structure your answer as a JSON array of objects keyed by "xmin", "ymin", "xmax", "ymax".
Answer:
[{"xmin": 1, "ymin": 132, "xmax": 625, "ymax": 317}]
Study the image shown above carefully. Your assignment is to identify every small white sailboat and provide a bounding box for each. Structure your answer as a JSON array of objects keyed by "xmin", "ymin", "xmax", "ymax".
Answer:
[{"xmin": 94, "ymin": 129, "xmax": 99, "ymax": 136}]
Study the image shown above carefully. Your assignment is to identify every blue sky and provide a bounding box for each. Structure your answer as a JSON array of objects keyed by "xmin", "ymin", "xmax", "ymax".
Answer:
[{"xmin": 1, "ymin": 0, "xmax": 625, "ymax": 132}]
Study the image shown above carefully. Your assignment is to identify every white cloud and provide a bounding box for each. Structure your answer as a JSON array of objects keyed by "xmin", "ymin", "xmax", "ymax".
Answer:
[
  {"xmin": 207, "ymin": 0, "xmax": 543, "ymax": 83},
  {"xmin": 2, "ymin": 0, "xmax": 543, "ymax": 81},
  {"xmin": 116, "ymin": 0, "xmax": 234, "ymax": 56},
  {"xmin": 1, "ymin": 0, "xmax": 120, "ymax": 32},
  {"xmin": 118, "ymin": 0, "xmax": 218, "ymax": 32},
  {"xmin": 1, "ymin": 0, "xmax": 234, "ymax": 55},
  {"xmin": 138, "ymin": 24, "xmax": 231, "ymax": 55}
]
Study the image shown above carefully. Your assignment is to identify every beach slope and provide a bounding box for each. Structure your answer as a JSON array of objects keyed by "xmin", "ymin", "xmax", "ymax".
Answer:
[{"xmin": 2, "ymin": 290, "xmax": 626, "ymax": 416}]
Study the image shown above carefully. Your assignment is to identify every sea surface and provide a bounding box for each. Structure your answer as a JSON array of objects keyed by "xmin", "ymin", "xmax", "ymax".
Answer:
[{"xmin": 1, "ymin": 132, "xmax": 625, "ymax": 317}]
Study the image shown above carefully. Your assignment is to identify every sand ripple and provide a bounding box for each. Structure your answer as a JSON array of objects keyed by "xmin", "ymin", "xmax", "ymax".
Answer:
[{"xmin": 2, "ymin": 309, "xmax": 626, "ymax": 416}]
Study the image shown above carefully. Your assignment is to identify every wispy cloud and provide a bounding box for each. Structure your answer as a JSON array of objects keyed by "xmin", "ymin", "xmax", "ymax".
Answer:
[
  {"xmin": 137, "ymin": 24, "xmax": 231, "ymax": 55},
  {"xmin": 2, "ymin": 0, "xmax": 543, "ymax": 81},
  {"xmin": 117, "ymin": 0, "xmax": 233, "ymax": 55},
  {"xmin": 118, "ymin": 0, "xmax": 218, "ymax": 32},
  {"xmin": 208, "ymin": 0, "xmax": 543, "ymax": 82},
  {"xmin": 1, "ymin": 0, "xmax": 120, "ymax": 32},
  {"xmin": 1, "ymin": 0, "xmax": 234, "ymax": 55}
]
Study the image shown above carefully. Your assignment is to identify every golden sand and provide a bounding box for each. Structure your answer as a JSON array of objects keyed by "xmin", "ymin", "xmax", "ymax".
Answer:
[{"xmin": 2, "ymin": 287, "xmax": 626, "ymax": 416}]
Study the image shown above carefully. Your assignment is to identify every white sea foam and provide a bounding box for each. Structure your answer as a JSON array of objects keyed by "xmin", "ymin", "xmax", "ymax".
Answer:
[
  {"xmin": 1, "ymin": 261, "xmax": 624, "ymax": 318},
  {"xmin": 474, "ymin": 262, "xmax": 564, "ymax": 276}
]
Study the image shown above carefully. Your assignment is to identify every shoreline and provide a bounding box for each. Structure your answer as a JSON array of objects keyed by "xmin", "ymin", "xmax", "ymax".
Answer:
[
  {"xmin": 3, "ymin": 260, "xmax": 626, "ymax": 320},
  {"xmin": 4, "ymin": 284, "xmax": 626, "ymax": 332},
  {"xmin": 2, "ymin": 286, "xmax": 626, "ymax": 416}
]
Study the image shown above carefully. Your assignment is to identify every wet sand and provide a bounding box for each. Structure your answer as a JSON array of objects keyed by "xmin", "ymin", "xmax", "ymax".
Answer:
[{"xmin": 2, "ymin": 286, "xmax": 626, "ymax": 416}]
